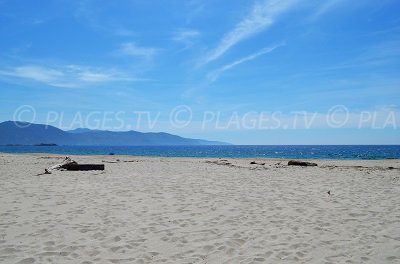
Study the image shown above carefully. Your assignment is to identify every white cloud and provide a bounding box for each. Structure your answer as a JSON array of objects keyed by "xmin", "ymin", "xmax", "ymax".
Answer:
[
  {"xmin": 0, "ymin": 64, "xmax": 137, "ymax": 88},
  {"xmin": 78, "ymin": 71, "xmax": 114, "ymax": 82},
  {"xmin": 117, "ymin": 42, "xmax": 157, "ymax": 59},
  {"xmin": 310, "ymin": 0, "xmax": 346, "ymax": 20},
  {"xmin": 200, "ymin": 0, "xmax": 298, "ymax": 66},
  {"xmin": 172, "ymin": 30, "xmax": 200, "ymax": 43},
  {"xmin": 13, "ymin": 66, "xmax": 64, "ymax": 83},
  {"xmin": 207, "ymin": 43, "xmax": 284, "ymax": 82}
]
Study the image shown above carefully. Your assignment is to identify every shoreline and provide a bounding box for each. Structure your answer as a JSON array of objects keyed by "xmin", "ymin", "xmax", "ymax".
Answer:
[{"xmin": 1, "ymin": 145, "xmax": 399, "ymax": 161}]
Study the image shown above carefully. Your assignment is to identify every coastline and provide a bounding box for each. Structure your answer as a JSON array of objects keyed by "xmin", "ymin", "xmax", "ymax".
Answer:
[
  {"xmin": 1, "ymin": 145, "xmax": 399, "ymax": 160},
  {"xmin": 1, "ymin": 153, "xmax": 399, "ymax": 263}
]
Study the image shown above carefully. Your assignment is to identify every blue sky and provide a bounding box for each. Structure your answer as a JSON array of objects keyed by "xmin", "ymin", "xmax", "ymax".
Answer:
[{"xmin": 0, "ymin": 0, "xmax": 399, "ymax": 144}]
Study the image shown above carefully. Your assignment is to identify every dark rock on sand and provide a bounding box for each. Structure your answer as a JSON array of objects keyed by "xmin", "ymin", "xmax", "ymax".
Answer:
[{"xmin": 288, "ymin": 160, "xmax": 318, "ymax": 167}]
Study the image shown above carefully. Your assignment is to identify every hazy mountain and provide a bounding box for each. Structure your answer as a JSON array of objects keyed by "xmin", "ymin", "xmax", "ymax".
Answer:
[
  {"xmin": 68, "ymin": 128, "xmax": 96, "ymax": 134},
  {"xmin": 0, "ymin": 121, "xmax": 229, "ymax": 146}
]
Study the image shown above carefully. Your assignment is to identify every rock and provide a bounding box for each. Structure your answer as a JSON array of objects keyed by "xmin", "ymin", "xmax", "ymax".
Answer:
[{"xmin": 288, "ymin": 160, "xmax": 318, "ymax": 167}]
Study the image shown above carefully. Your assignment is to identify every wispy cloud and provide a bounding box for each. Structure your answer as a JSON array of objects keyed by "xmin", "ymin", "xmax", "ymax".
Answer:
[
  {"xmin": 207, "ymin": 43, "xmax": 284, "ymax": 82},
  {"xmin": 13, "ymin": 66, "xmax": 64, "ymax": 83},
  {"xmin": 200, "ymin": 0, "xmax": 298, "ymax": 66},
  {"xmin": 74, "ymin": 1, "xmax": 135, "ymax": 37},
  {"xmin": 184, "ymin": 0, "xmax": 206, "ymax": 24},
  {"xmin": 310, "ymin": 0, "xmax": 346, "ymax": 20},
  {"xmin": 172, "ymin": 30, "xmax": 201, "ymax": 50},
  {"xmin": 117, "ymin": 42, "xmax": 157, "ymax": 59},
  {"xmin": 0, "ymin": 64, "xmax": 140, "ymax": 88},
  {"xmin": 313, "ymin": 40, "xmax": 400, "ymax": 72},
  {"xmin": 172, "ymin": 30, "xmax": 200, "ymax": 43}
]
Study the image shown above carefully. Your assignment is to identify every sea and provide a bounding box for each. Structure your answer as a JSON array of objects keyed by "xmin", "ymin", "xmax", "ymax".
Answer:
[{"xmin": 0, "ymin": 145, "xmax": 399, "ymax": 160}]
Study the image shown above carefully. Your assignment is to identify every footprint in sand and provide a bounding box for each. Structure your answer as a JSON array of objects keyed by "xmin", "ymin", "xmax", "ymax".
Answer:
[
  {"xmin": 16, "ymin": 258, "xmax": 35, "ymax": 264},
  {"xmin": 202, "ymin": 245, "xmax": 214, "ymax": 252}
]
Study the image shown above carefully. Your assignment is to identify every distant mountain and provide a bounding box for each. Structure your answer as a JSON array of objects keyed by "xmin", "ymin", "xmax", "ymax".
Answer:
[
  {"xmin": 0, "ymin": 121, "xmax": 230, "ymax": 146},
  {"xmin": 68, "ymin": 128, "xmax": 95, "ymax": 134}
]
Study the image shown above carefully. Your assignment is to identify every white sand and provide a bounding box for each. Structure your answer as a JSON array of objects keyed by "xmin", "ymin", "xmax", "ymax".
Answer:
[{"xmin": 0, "ymin": 153, "xmax": 400, "ymax": 264}]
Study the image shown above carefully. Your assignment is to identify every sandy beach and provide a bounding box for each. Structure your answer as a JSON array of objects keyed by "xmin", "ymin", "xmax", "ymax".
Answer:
[{"xmin": 0, "ymin": 153, "xmax": 399, "ymax": 264}]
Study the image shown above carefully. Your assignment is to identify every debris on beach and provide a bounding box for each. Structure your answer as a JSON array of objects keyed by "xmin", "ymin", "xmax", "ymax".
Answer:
[
  {"xmin": 250, "ymin": 161, "xmax": 266, "ymax": 165},
  {"xmin": 42, "ymin": 157, "xmax": 105, "ymax": 174},
  {"xmin": 288, "ymin": 160, "xmax": 318, "ymax": 167},
  {"xmin": 206, "ymin": 160, "xmax": 231, "ymax": 166},
  {"xmin": 102, "ymin": 160, "xmax": 119, "ymax": 163}
]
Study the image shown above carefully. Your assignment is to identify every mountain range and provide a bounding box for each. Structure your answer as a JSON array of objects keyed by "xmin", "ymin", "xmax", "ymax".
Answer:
[{"xmin": 0, "ymin": 121, "xmax": 229, "ymax": 146}]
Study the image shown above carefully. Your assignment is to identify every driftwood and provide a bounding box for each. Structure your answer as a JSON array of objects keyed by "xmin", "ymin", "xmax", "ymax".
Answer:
[
  {"xmin": 250, "ymin": 161, "xmax": 266, "ymax": 165},
  {"xmin": 288, "ymin": 160, "xmax": 318, "ymax": 167},
  {"xmin": 61, "ymin": 164, "xmax": 104, "ymax": 171},
  {"xmin": 43, "ymin": 157, "xmax": 104, "ymax": 174}
]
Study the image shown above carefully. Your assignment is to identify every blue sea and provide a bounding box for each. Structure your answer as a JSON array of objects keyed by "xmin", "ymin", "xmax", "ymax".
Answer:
[{"xmin": 0, "ymin": 145, "xmax": 399, "ymax": 160}]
